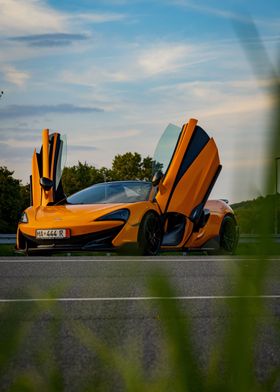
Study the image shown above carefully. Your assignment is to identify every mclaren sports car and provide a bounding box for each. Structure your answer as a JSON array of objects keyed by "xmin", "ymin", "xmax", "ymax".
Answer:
[{"xmin": 17, "ymin": 118, "xmax": 239, "ymax": 255}]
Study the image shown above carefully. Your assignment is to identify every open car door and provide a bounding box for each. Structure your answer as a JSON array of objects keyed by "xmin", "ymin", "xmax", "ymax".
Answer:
[
  {"xmin": 31, "ymin": 129, "xmax": 66, "ymax": 208},
  {"xmin": 154, "ymin": 118, "xmax": 221, "ymax": 246}
]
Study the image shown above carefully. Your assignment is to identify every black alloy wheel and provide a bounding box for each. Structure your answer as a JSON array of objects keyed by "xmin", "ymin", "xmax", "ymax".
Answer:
[
  {"xmin": 138, "ymin": 212, "xmax": 162, "ymax": 256},
  {"xmin": 220, "ymin": 215, "xmax": 239, "ymax": 254}
]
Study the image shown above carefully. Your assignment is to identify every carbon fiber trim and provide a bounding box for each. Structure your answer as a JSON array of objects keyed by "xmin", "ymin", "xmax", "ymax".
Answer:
[{"xmin": 21, "ymin": 225, "xmax": 124, "ymax": 251}]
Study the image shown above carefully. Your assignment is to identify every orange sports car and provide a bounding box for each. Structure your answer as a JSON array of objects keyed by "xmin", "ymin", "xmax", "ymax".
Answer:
[{"xmin": 17, "ymin": 118, "xmax": 239, "ymax": 255}]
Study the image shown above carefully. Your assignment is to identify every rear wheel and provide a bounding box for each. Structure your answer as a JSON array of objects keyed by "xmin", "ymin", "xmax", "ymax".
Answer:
[
  {"xmin": 220, "ymin": 215, "xmax": 239, "ymax": 254},
  {"xmin": 138, "ymin": 212, "xmax": 162, "ymax": 256}
]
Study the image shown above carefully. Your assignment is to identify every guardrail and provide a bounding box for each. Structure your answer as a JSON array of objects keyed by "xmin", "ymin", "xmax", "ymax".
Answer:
[
  {"xmin": 0, "ymin": 234, "xmax": 16, "ymax": 244},
  {"xmin": 1, "ymin": 234, "xmax": 280, "ymax": 245},
  {"xmin": 238, "ymin": 234, "xmax": 280, "ymax": 244}
]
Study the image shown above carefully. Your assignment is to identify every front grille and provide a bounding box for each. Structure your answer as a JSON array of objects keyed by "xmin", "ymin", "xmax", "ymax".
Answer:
[{"xmin": 22, "ymin": 225, "xmax": 124, "ymax": 250}]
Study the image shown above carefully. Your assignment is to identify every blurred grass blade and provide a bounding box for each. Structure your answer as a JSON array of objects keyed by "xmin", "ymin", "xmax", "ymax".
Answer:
[{"xmin": 148, "ymin": 272, "xmax": 203, "ymax": 392}]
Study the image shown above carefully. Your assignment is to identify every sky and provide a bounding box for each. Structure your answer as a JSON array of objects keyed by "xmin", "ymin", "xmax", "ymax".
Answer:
[{"xmin": 0, "ymin": 0, "xmax": 279, "ymax": 203}]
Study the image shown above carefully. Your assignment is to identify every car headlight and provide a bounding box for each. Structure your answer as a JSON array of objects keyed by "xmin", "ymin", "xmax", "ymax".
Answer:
[
  {"xmin": 20, "ymin": 212, "xmax": 28, "ymax": 223},
  {"xmin": 96, "ymin": 209, "xmax": 130, "ymax": 222}
]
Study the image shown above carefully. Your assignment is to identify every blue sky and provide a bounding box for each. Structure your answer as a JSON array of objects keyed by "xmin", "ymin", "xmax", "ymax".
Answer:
[{"xmin": 0, "ymin": 0, "xmax": 279, "ymax": 202}]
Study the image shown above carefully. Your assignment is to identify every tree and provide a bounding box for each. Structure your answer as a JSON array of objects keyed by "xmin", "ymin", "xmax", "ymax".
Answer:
[
  {"xmin": 112, "ymin": 152, "xmax": 142, "ymax": 180},
  {"xmin": 140, "ymin": 156, "xmax": 153, "ymax": 181},
  {"xmin": 232, "ymin": 194, "xmax": 279, "ymax": 234},
  {"xmin": 0, "ymin": 166, "xmax": 26, "ymax": 233},
  {"xmin": 112, "ymin": 153, "xmax": 162, "ymax": 181},
  {"xmin": 61, "ymin": 154, "xmax": 162, "ymax": 197},
  {"xmin": 99, "ymin": 167, "xmax": 115, "ymax": 182},
  {"xmin": 20, "ymin": 184, "xmax": 31, "ymax": 210},
  {"xmin": 62, "ymin": 162, "xmax": 104, "ymax": 196}
]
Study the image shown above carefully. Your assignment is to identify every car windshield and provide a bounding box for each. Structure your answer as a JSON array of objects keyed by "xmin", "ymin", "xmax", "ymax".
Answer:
[
  {"xmin": 67, "ymin": 181, "xmax": 152, "ymax": 204},
  {"xmin": 152, "ymin": 123, "xmax": 182, "ymax": 175}
]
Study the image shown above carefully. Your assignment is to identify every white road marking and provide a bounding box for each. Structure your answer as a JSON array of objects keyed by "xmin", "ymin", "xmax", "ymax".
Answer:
[
  {"xmin": 0, "ymin": 258, "xmax": 279, "ymax": 263},
  {"xmin": 0, "ymin": 295, "xmax": 280, "ymax": 303}
]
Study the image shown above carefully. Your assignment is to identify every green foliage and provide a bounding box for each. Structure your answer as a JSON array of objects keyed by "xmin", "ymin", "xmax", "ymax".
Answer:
[
  {"xmin": 0, "ymin": 167, "xmax": 28, "ymax": 233},
  {"xmin": 111, "ymin": 152, "xmax": 154, "ymax": 181},
  {"xmin": 1, "ymin": 261, "xmax": 278, "ymax": 391},
  {"xmin": 141, "ymin": 156, "xmax": 154, "ymax": 181},
  {"xmin": 62, "ymin": 161, "xmax": 105, "ymax": 196},
  {"xmin": 112, "ymin": 152, "xmax": 142, "ymax": 180},
  {"xmin": 20, "ymin": 184, "xmax": 31, "ymax": 211},
  {"xmin": 232, "ymin": 193, "xmax": 280, "ymax": 234},
  {"xmin": 0, "ymin": 245, "xmax": 18, "ymax": 256},
  {"xmin": 61, "ymin": 153, "xmax": 154, "ymax": 196},
  {"xmin": 0, "ymin": 299, "xmax": 64, "ymax": 392}
]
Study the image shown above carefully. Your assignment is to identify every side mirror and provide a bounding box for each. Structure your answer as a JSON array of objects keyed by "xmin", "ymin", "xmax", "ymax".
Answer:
[
  {"xmin": 40, "ymin": 177, "xmax": 53, "ymax": 191},
  {"xmin": 152, "ymin": 170, "xmax": 163, "ymax": 187}
]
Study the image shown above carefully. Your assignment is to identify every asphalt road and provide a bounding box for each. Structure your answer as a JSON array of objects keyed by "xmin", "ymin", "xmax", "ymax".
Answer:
[{"xmin": 0, "ymin": 256, "xmax": 280, "ymax": 391}]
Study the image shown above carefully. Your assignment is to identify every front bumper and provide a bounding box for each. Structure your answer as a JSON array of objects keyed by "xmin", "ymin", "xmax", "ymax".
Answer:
[{"xmin": 17, "ymin": 225, "xmax": 124, "ymax": 253}]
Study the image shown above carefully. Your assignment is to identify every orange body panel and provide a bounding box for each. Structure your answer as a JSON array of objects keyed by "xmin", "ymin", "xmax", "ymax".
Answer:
[
  {"xmin": 31, "ymin": 129, "xmax": 62, "ymax": 207},
  {"xmin": 31, "ymin": 149, "xmax": 41, "ymax": 208},
  {"xmin": 187, "ymin": 199, "xmax": 233, "ymax": 249},
  {"xmin": 167, "ymin": 139, "xmax": 219, "ymax": 215},
  {"xmin": 42, "ymin": 129, "xmax": 50, "ymax": 179},
  {"xmin": 18, "ymin": 198, "xmax": 230, "ymax": 251},
  {"xmin": 18, "ymin": 201, "xmax": 160, "ymax": 249},
  {"xmin": 112, "ymin": 202, "xmax": 159, "ymax": 247},
  {"xmin": 156, "ymin": 119, "xmax": 197, "ymax": 212}
]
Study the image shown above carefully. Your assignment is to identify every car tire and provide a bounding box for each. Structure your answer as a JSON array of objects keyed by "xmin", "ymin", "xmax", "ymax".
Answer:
[
  {"xmin": 137, "ymin": 211, "xmax": 162, "ymax": 256},
  {"xmin": 219, "ymin": 215, "xmax": 239, "ymax": 255}
]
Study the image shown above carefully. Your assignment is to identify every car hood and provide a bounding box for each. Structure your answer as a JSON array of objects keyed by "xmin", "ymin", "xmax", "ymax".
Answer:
[{"xmin": 29, "ymin": 203, "xmax": 128, "ymax": 223}]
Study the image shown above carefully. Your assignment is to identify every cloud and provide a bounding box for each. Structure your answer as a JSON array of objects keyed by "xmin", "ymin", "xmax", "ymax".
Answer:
[
  {"xmin": 0, "ymin": 0, "xmax": 127, "ymax": 37},
  {"xmin": 170, "ymin": 0, "xmax": 255, "ymax": 23},
  {"xmin": 69, "ymin": 145, "xmax": 98, "ymax": 152},
  {"xmin": 0, "ymin": 142, "xmax": 33, "ymax": 160},
  {"xmin": 71, "ymin": 12, "xmax": 126, "ymax": 24},
  {"xmin": 0, "ymin": 0, "xmax": 65, "ymax": 36},
  {"xmin": 0, "ymin": 104, "xmax": 104, "ymax": 119},
  {"xmin": 90, "ymin": 129, "xmax": 140, "ymax": 142},
  {"xmin": 2, "ymin": 65, "xmax": 30, "ymax": 87},
  {"xmin": 170, "ymin": 0, "xmax": 280, "ymax": 34},
  {"xmin": 61, "ymin": 42, "xmax": 206, "ymax": 87},
  {"xmin": 9, "ymin": 33, "xmax": 89, "ymax": 47},
  {"xmin": 138, "ymin": 44, "xmax": 192, "ymax": 75},
  {"xmin": 0, "ymin": 126, "xmax": 41, "ymax": 142}
]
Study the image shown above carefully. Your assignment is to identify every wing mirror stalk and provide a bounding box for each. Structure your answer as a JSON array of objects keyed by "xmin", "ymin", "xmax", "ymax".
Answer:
[{"xmin": 40, "ymin": 177, "xmax": 53, "ymax": 191}]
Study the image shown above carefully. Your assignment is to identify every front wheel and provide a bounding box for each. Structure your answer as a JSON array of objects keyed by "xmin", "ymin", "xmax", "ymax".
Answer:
[
  {"xmin": 220, "ymin": 215, "xmax": 239, "ymax": 254},
  {"xmin": 137, "ymin": 212, "xmax": 162, "ymax": 256}
]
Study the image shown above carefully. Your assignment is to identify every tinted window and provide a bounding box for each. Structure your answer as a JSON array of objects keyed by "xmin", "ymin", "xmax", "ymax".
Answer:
[
  {"xmin": 175, "ymin": 125, "xmax": 210, "ymax": 187},
  {"xmin": 152, "ymin": 123, "xmax": 182, "ymax": 175},
  {"xmin": 67, "ymin": 181, "xmax": 152, "ymax": 204}
]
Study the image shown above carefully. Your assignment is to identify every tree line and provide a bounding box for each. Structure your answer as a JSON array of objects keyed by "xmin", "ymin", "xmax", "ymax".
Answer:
[
  {"xmin": 62, "ymin": 152, "xmax": 154, "ymax": 195},
  {"xmin": 1, "ymin": 154, "xmax": 279, "ymax": 234},
  {"xmin": 0, "ymin": 152, "xmax": 155, "ymax": 233}
]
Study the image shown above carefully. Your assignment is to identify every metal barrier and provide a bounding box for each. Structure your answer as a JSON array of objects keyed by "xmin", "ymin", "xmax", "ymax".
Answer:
[
  {"xmin": 1, "ymin": 234, "xmax": 280, "ymax": 245},
  {"xmin": 238, "ymin": 234, "xmax": 280, "ymax": 244},
  {"xmin": 0, "ymin": 234, "xmax": 16, "ymax": 244}
]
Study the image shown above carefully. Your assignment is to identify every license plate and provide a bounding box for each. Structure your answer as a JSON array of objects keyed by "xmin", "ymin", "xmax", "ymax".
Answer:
[{"xmin": 36, "ymin": 229, "xmax": 70, "ymax": 239}]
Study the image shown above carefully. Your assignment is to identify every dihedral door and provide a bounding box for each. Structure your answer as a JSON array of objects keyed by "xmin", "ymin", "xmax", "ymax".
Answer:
[
  {"xmin": 31, "ymin": 129, "xmax": 66, "ymax": 207},
  {"xmin": 155, "ymin": 118, "xmax": 221, "ymax": 222}
]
